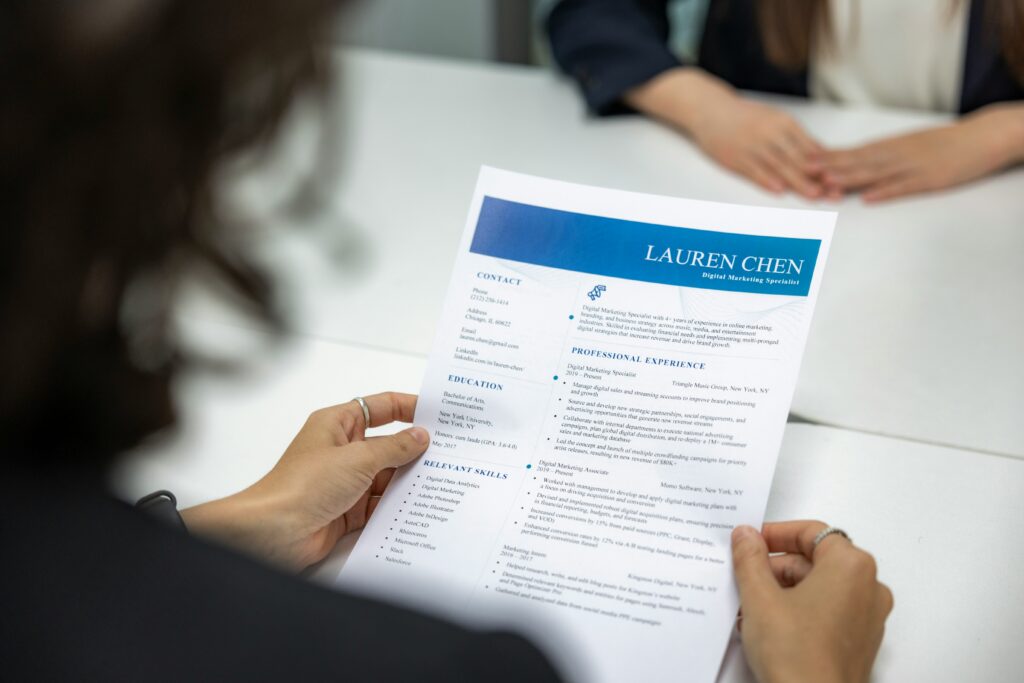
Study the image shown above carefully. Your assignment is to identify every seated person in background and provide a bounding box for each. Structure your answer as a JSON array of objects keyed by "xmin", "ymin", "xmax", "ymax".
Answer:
[
  {"xmin": 547, "ymin": 0, "xmax": 1024, "ymax": 201},
  {"xmin": 1, "ymin": 1, "xmax": 891, "ymax": 681}
]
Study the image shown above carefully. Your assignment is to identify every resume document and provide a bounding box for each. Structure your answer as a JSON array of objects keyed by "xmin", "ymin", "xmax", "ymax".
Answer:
[{"xmin": 337, "ymin": 168, "xmax": 835, "ymax": 682}]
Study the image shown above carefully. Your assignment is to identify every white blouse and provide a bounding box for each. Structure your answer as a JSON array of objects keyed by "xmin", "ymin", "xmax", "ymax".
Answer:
[{"xmin": 809, "ymin": 0, "xmax": 970, "ymax": 112}]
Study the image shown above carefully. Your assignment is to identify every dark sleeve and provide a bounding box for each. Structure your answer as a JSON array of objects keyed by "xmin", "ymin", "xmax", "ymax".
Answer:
[
  {"xmin": 959, "ymin": 0, "xmax": 1024, "ymax": 113},
  {"xmin": 546, "ymin": 0, "xmax": 682, "ymax": 115},
  {"xmin": 0, "ymin": 469, "xmax": 565, "ymax": 683}
]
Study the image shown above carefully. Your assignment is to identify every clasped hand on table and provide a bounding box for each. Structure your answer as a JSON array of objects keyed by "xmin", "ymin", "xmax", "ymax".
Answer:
[{"xmin": 628, "ymin": 67, "xmax": 1024, "ymax": 202}]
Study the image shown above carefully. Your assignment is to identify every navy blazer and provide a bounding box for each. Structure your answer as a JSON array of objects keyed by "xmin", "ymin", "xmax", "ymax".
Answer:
[{"xmin": 547, "ymin": 0, "xmax": 1024, "ymax": 115}]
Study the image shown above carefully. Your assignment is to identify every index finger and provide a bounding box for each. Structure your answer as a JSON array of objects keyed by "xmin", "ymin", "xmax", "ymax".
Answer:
[
  {"xmin": 327, "ymin": 391, "xmax": 418, "ymax": 431},
  {"xmin": 305, "ymin": 392, "xmax": 418, "ymax": 447},
  {"xmin": 359, "ymin": 391, "xmax": 419, "ymax": 428},
  {"xmin": 761, "ymin": 520, "xmax": 829, "ymax": 559},
  {"xmin": 817, "ymin": 147, "xmax": 871, "ymax": 171},
  {"xmin": 786, "ymin": 126, "xmax": 824, "ymax": 158}
]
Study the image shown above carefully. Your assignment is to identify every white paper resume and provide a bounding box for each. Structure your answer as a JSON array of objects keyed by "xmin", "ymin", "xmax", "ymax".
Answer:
[{"xmin": 337, "ymin": 168, "xmax": 836, "ymax": 682}]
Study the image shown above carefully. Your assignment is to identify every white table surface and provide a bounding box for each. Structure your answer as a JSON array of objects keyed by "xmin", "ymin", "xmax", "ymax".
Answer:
[
  {"xmin": 190, "ymin": 48, "xmax": 1024, "ymax": 458},
  {"xmin": 114, "ymin": 323, "xmax": 1024, "ymax": 683}
]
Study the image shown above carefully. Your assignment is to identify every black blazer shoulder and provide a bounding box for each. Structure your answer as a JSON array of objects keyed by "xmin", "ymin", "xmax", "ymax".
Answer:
[
  {"xmin": 0, "ymin": 467, "xmax": 563, "ymax": 682},
  {"xmin": 547, "ymin": 0, "xmax": 1023, "ymax": 115}
]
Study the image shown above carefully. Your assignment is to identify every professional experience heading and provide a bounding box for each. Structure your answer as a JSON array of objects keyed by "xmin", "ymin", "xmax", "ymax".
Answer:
[{"xmin": 571, "ymin": 346, "xmax": 706, "ymax": 370}]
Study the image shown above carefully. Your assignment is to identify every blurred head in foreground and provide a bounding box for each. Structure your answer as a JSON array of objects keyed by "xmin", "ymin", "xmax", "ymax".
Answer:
[{"xmin": 0, "ymin": 0, "xmax": 344, "ymax": 461}]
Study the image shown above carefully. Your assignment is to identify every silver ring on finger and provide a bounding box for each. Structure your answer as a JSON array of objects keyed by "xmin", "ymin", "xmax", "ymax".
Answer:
[
  {"xmin": 813, "ymin": 526, "xmax": 850, "ymax": 550},
  {"xmin": 353, "ymin": 396, "xmax": 371, "ymax": 429}
]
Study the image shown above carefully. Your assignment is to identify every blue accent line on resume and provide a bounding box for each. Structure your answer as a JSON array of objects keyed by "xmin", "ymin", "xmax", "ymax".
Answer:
[{"xmin": 470, "ymin": 196, "xmax": 821, "ymax": 296}]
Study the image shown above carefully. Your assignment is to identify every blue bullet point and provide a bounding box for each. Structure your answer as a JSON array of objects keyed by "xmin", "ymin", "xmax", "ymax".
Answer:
[
  {"xmin": 569, "ymin": 314, "xmax": 574, "ymax": 320},
  {"xmin": 526, "ymin": 464, "xmax": 532, "ymax": 469},
  {"xmin": 553, "ymin": 375, "xmax": 558, "ymax": 380}
]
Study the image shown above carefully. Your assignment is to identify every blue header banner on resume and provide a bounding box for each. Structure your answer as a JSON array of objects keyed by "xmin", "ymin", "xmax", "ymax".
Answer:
[{"xmin": 470, "ymin": 197, "xmax": 822, "ymax": 296}]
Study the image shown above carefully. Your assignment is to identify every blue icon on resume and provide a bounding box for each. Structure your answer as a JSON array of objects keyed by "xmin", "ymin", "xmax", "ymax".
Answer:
[{"xmin": 587, "ymin": 284, "xmax": 607, "ymax": 301}]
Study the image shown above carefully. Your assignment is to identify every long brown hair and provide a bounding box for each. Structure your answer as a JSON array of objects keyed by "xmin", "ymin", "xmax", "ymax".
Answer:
[
  {"xmin": 757, "ymin": 0, "xmax": 1024, "ymax": 83},
  {"xmin": 0, "ymin": 1, "xmax": 343, "ymax": 461}
]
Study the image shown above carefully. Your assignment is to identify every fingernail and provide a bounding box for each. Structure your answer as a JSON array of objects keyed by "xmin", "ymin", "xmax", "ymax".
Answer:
[
  {"xmin": 732, "ymin": 525, "xmax": 756, "ymax": 543},
  {"xmin": 408, "ymin": 427, "xmax": 429, "ymax": 445}
]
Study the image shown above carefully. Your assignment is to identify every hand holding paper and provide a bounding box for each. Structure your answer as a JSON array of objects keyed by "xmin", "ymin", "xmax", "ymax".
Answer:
[
  {"xmin": 733, "ymin": 522, "xmax": 893, "ymax": 683},
  {"xmin": 183, "ymin": 393, "xmax": 429, "ymax": 570}
]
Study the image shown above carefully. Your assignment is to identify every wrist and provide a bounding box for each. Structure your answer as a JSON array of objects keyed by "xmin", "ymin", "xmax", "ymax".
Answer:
[
  {"xmin": 1003, "ymin": 105, "xmax": 1024, "ymax": 165},
  {"xmin": 762, "ymin": 663, "xmax": 845, "ymax": 683},
  {"xmin": 624, "ymin": 66, "xmax": 736, "ymax": 133},
  {"xmin": 181, "ymin": 485, "xmax": 299, "ymax": 565},
  {"xmin": 966, "ymin": 103, "xmax": 1024, "ymax": 168},
  {"xmin": 180, "ymin": 493, "xmax": 247, "ymax": 541},
  {"xmin": 754, "ymin": 643, "xmax": 848, "ymax": 683}
]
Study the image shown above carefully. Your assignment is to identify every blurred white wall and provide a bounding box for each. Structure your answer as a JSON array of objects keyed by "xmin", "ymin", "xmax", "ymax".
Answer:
[
  {"xmin": 337, "ymin": 0, "xmax": 495, "ymax": 61},
  {"xmin": 335, "ymin": 0, "xmax": 710, "ymax": 66}
]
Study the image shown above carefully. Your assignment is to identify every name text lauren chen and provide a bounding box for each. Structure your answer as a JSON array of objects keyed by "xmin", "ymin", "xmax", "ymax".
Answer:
[{"xmin": 643, "ymin": 245, "xmax": 804, "ymax": 275}]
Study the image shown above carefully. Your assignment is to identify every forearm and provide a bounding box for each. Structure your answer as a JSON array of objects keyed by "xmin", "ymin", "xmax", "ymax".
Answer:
[{"xmin": 623, "ymin": 66, "xmax": 737, "ymax": 134}]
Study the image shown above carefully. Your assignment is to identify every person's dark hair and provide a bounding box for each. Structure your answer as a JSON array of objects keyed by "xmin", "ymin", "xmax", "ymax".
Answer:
[
  {"xmin": 757, "ymin": 0, "xmax": 1024, "ymax": 84},
  {"xmin": 0, "ymin": 0, "xmax": 342, "ymax": 461}
]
